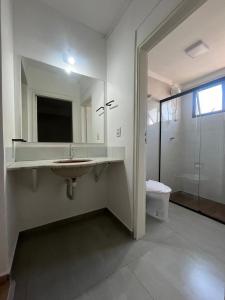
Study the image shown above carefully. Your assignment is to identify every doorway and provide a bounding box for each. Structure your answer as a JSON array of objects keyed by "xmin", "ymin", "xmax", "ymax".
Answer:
[{"xmin": 134, "ymin": 0, "xmax": 213, "ymax": 239}]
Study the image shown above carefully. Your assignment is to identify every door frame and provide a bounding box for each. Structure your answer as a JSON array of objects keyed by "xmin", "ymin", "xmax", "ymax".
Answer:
[{"xmin": 133, "ymin": 0, "xmax": 207, "ymax": 239}]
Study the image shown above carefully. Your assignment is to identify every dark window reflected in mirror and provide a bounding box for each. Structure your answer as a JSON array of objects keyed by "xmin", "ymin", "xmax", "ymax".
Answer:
[{"xmin": 37, "ymin": 96, "xmax": 73, "ymax": 143}]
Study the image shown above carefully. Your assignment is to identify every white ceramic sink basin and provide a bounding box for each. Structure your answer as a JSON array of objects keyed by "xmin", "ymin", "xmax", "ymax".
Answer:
[{"xmin": 51, "ymin": 159, "xmax": 93, "ymax": 178}]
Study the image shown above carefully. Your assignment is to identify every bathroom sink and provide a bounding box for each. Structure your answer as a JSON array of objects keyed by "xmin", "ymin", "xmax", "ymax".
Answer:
[{"xmin": 51, "ymin": 159, "xmax": 93, "ymax": 178}]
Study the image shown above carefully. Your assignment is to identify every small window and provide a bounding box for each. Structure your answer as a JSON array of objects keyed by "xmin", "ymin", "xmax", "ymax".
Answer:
[
  {"xmin": 193, "ymin": 81, "xmax": 225, "ymax": 117},
  {"xmin": 37, "ymin": 96, "xmax": 73, "ymax": 142}
]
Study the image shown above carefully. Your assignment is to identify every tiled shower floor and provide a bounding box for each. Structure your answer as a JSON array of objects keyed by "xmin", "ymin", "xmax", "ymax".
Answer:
[{"xmin": 171, "ymin": 191, "xmax": 225, "ymax": 224}]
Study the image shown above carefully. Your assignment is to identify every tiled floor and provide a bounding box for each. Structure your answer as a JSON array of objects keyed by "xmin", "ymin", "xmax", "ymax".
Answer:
[
  {"xmin": 12, "ymin": 204, "xmax": 225, "ymax": 300},
  {"xmin": 171, "ymin": 191, "xmax": 225, "ymax": 223}
]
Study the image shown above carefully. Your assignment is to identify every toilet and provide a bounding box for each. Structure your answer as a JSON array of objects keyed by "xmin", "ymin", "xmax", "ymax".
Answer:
[{"xmin": 146, "ymin": 180, "xmax": 172, "ymax": 221}]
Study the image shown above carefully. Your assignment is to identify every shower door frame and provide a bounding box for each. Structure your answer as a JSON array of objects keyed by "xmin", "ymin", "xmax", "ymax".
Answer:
[{"xmin": 158, "ymin": 76, "xmax": 225, "ymax": 224}]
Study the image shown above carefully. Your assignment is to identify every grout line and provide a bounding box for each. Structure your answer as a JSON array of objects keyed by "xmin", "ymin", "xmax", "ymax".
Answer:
[{"xmin": 130, "ymin": 269, "xmax": 156, "ymax": 300}]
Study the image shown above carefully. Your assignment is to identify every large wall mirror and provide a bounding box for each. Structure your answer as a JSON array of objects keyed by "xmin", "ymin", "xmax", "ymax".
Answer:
[{"xmin": 21, "ymin": 57, "xmax": 105, "ymax": 143}]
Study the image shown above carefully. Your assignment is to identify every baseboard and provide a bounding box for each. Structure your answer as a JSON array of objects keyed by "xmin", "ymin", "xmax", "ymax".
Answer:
[
  {"xmin": 20, "ymin": 207, "xmax": 134, "ymax": 237},
  {"xmin": 8, "ymin": 234, "xmax": 19, "ymax": 276},
  {"xmin": 20, "ymin": 208, "xmax": 108, "ymax": 236}
]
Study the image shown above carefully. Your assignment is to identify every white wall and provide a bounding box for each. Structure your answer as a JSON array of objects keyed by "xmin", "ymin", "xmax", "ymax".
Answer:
[
  {"xmin": 160, "ymin": 97, "xmax": 183, "ymax": 191},
  {"xmin": 0, "ymin": 59, "xmax": 8, "ymax": 275},
  {"xmin": 146, "ymin": 98, "xmax": 160, "ymax": 181},
  {"xmin": 81, "ymin": 81, "xmax": 105, "ymax": 143},
  {"xmin": 106, "ymin": 0, "xmax": 183, "ymax": 230},
  {"xmin": 148, "ymin": 76, "xmax": 171, "ymax": 100},
  {"xmin": 146, "ymin": 76, "xmax": 170, "ymax": 181},
  {"xmin": 1, "ymin": 0, "xmax": 15, "ymax": 146},
  {"xmin": 14, "ymin": 0, "xmax": 106, "ymax": 81},
  {"xmin": 0, "ymin": 0, "xmax": 18, "ymax": 275},
  {"xmin": 15, "ymin": 168, "xmax": 108, "ymax": 231}
]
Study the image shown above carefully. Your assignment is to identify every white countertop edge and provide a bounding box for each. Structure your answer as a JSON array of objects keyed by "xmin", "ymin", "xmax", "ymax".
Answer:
[{"xmin": 7, "ymin": 157, "xmax": 124, "ymax": 171}]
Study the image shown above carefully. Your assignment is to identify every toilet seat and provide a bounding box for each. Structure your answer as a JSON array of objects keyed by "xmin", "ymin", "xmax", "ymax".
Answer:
[{"xmin": 146, "ymin": 180, "xmax": 172, "ymax": 194}]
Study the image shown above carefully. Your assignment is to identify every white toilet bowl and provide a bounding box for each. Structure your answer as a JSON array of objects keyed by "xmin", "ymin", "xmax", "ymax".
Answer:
[{"xmin": 146, "ymin": 180, "xmax": 172, "ymax": 221}]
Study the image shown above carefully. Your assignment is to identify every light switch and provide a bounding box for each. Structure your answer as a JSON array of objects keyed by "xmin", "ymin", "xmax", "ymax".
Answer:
[{"xmin": 116, "ymin": 127, "xmax": 121, "ymax": 137}]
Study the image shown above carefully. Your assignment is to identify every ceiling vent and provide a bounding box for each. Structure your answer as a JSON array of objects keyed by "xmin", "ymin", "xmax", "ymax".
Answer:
[{"xmin": 185, "ymin": 40, "xmax": 209, "ymax": 58}]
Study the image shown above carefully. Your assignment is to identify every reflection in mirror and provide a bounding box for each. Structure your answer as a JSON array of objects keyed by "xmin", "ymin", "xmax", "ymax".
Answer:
[{"xmin": 21, "ymin": 57, "xmax": 105, "ymax": 143}]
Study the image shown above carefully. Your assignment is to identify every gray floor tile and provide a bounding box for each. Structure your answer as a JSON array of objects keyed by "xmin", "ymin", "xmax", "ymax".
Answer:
[
  {"xmin": 129, "ymin": 209, "xmax": 225, "ymax": 300},
  {"xmin": 75, "ymin": 267, "xmax": 153, "ymax": 300},
  {"xmin": 168, "ymin": 203, "xmax": 225, "ymax": 264},
  {"xmin": 128, "ymin": 246, "xmax": 224, "ymax": 300},
  {"xmin": 12, "ymin": 213, "xmax": 153, "ymax": 300},
  {"xmin": 12, "ymin": 205, "xmax": 225, "ymax": 300}
]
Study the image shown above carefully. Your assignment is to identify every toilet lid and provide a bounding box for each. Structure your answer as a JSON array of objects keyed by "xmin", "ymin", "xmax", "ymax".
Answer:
[{"xmin": 146, "ymin": 180, "xmax": 172, "ymax": 194}]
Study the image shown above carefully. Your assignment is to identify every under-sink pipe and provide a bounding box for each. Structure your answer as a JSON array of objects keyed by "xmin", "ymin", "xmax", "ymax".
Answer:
[{"xmin": 66, "ymin": 178, "xmax": 77, "ymax": 200}]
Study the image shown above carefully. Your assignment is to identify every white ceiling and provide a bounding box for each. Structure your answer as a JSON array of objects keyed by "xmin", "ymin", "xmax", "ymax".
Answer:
[
  {"xmin": 148, "ymin": 0, "xmax": 225, "ymax": 86},
  {"xmin": 39, "ymin": 0, "xmax": 132, "ymax": 36}
]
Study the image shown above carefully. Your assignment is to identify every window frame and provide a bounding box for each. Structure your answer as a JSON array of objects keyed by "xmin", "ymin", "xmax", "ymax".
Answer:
[{"xmin": 192, "ymin": 80, "xmax": 225, "ymax": 118}]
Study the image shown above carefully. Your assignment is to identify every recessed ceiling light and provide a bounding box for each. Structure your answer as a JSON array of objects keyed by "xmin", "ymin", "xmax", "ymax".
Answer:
[
  {"xmin": 185, "ymin": 40, "xmax": 209, "ymax": 58},
  {"xmin": 67, "ymin": 56, "xmax": 75, "ymax": 65},
  {"xmin": 63, "ymin": 52, "xmax": 76, "ymax": 65}
]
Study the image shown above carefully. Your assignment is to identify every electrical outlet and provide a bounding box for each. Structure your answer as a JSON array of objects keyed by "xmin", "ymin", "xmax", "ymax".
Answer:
[{"xmin": 116, "ymin": 127, "xmax": 121, "ymax": 137}]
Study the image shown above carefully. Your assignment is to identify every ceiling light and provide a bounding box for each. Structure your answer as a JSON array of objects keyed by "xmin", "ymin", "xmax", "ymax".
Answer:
[
  {"xmin": 185, "ymin": 40, "xmax": 209, "ymax": 58},
  {"xmin": 67, "ymin": 56, "xmax": 75, "ymax": 65},
  {"xmin": 63, "ymin": 52, "xmax": 76, "ymax": 65}
]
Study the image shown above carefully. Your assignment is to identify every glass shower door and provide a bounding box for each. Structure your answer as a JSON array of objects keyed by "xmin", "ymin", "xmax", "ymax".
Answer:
[
  {"xmin": 161, "ymin": 82, "xmax": 225, "ymax": 224},
  {"xmin": 199, "ymin": 103, "xmax": 225, "ymax": 222},
  {"xmin": 160, "ymin": 92, "xmax": 200, "ymax": 210},
  {"xmin": 197, "ymin": 84, "xmax": 225, "ymax": 223}
]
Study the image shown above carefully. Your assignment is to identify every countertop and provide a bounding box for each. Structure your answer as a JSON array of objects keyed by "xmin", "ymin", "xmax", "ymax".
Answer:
[{"xmin": 7, "ymin": 157, "xmax": 123, "ymax": 171}]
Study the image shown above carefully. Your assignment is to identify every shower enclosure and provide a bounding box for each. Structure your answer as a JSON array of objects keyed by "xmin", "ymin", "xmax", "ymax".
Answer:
[{"xmin": 159, "ymin": 78, "xmax": 225, "ymax": 223}]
